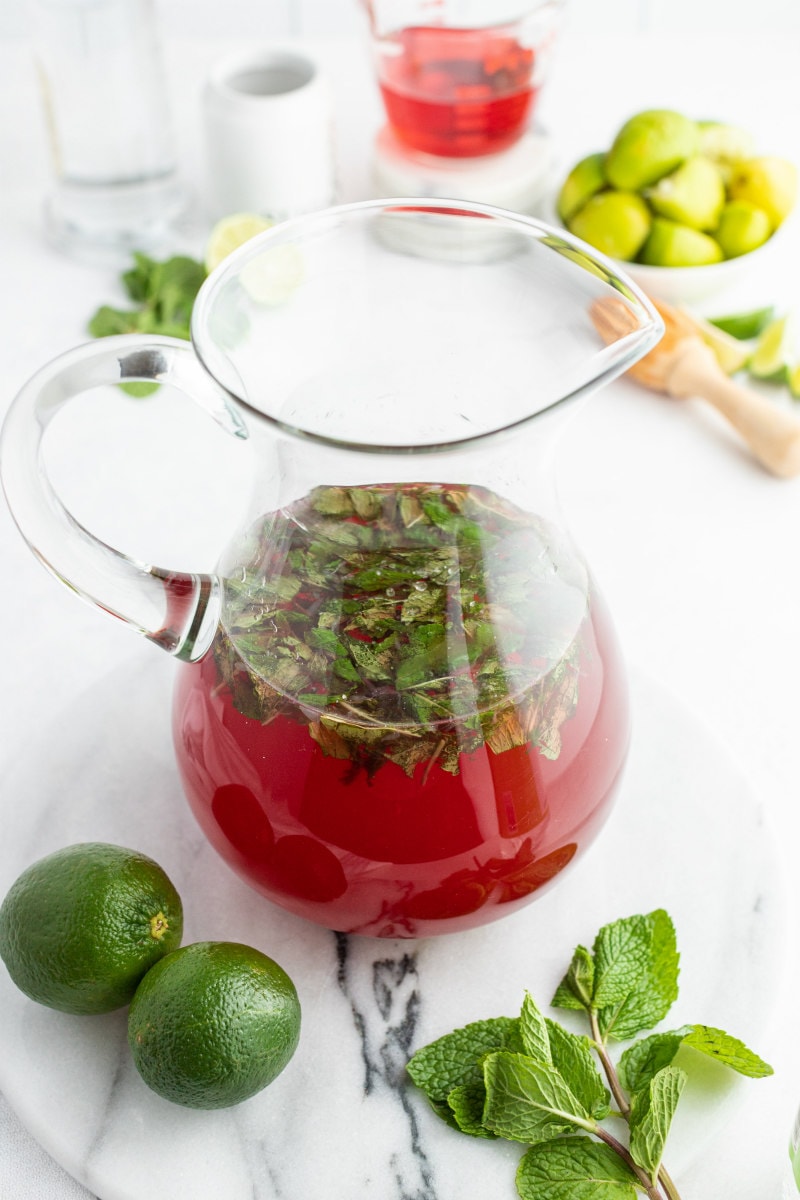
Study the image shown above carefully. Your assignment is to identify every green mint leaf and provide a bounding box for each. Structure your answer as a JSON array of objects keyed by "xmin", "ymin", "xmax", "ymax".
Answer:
[
  {"xmin": 446, "ymin": 1083, "xmax": 496, "ymax": 1138},
  {"xmin": 516, "ymin": 1135, "xmax": 639, "ymax": 1199},
  {"xmin": 121, "ymin": 251, "xmax": 157, "ymax": 302},
  {"xmin": 628, "ymin": 1065, "xmax": 686, "ymax": 1182},
  {"xmin": 91, "ymin": 252, "xmax": 206, "ymax": 347},
  {"xmin": 617, "ymin": 1028, "xmax": 691, "ymax": 1094},
  {"xmin": 150, "ymin": 255, "xmax": 207, "ymax": 326},
  {"xmin": 520, "ymin": 992, "xmax": 552, "ymax": 1064},
  {"xmin": 545, "ymin": 1019, "xmax": 610, "ymax": 1119},
  {"xmin": 482, "ymin": 1051, "xmax": 590, "ymax": 1144},
  {"xmin": 682, "ymin": 1025, "xmax": 774, "ymax": 1078},
  {"xmin": 591, "ymin": 914, "xmax": 654, "ymax": 1009},
  {"xmin": 406, "ymin": 1016, "xmax": 523, "ymax": 1127},
  {"xmin": 596, "ymin": 910, "xmax": 679, "ymax": 1041},
  {"xmin": 552, "ymin": 944, "xmax": 595, "ymax": 1011},
  {"xmin": 88, "ymin": 304, "xmax": 145, "ymax": 338}
]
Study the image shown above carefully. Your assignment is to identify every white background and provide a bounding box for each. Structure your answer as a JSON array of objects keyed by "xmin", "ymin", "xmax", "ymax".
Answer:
[{"xmin": 0, "ymin": 0, "xmax": 799, "ymax": 40}]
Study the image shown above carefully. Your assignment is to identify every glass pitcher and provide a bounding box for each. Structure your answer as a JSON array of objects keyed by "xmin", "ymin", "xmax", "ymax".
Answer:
[{"xmin": 0, "ymin": 199, "xmax": 661, "ymax": 938}]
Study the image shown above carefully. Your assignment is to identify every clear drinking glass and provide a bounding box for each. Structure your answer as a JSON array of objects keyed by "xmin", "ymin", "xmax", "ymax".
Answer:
[
  {"xmin": 30, "ymin": 0, "xmax": 184, "ymax": 259},
  {"xmin": 0, "ymin": 199, "xmax": 662, "ymax": 938},
  {"xmin": 363, "ymin": 0, "xmax": 564, "ymax": 157}
]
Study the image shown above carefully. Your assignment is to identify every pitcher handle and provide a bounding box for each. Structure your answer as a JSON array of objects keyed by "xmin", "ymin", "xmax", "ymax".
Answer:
[{"xmin": 0, "ymin": 335, "xmax": 248, "ymax": 662}]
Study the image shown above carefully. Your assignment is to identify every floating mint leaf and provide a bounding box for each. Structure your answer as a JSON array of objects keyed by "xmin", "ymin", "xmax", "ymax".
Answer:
[
  {"xmin": 406, "ymin": 1016, "xmax": 523, "ymax": 1129},
  {"xmin": 597, "ymin": 909, "xmax": 679, "ymax": 1041},
  {"xmin": 516, "ymin": 1135, "xmax": 639, "ymax": 1199},
  {"xmin": 681, "ymin": 1025, "xmax": 774, "ymax": 1078},
  {"xmin": 552, "ymin": 944, "xmax": 595, "ymax": 1012},
  {"xmin": 520, "ymin": 992, "xmax": 552, "ymax": 1065},
  {"xmin": 545, "ymin": 1019, "xmax": 610, "ymax": 1120},
  {"xmin": 482, "ymin": 1051, "xmax": 590, "ymax": 1144},
  {"xmin": 628, "ymin": 1065, "xmax": 686, "ymax": 1182},
  {"xmin": 618, "ymin": 1028, "xmax": 691, "ymax": 1094},
  {"xmin": 215, "ymin": 482, "xmax": 586, "ymax": 782}
]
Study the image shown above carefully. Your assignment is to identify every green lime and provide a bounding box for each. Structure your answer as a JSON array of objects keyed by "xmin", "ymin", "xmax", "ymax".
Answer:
[
  {"xmin": 693, "ymin": 316, "xmax": 751, "ymax": 375},
  {"xmin": 567, "ymin": 190, "xmax": 651, "ymax": 261},
  {"xmin": 714, "ymin": 200, "xmax": 772, "ymax": 259},
  {"xmin": 556, "ymin": 152, "xmax": 607, "ymax": 223},
  {"xmin": 647, "ymin": 155, "xmax": 726, "ymax": 231},
  {"xmin": 790, "ymin": 363, "xmax": 800, "ymax": 399},
  {"xmin": 639, "ymin": 218, "xmax": 723, "ymax": 267},
  {"xmin": 708, "ymin": 306, "xmax": 775, "ymax": 340},
  {"xmin": 728, "ymin": 156, "xmax": 798, "ymax": 230},
  {"xmin": 205, "ymin": 212, "xmax": 274, "ymax": 273},
  {"xmin": 697, "ymin": 120, "xmax": 755, "ymax": 175},
  {"xmin": 0, "ymin": 843, "xmax": 183, "ymax": 1014},
  {"xmin": 128, "ymin": 941, "xmax": 301, "ymax": 1109},
  {"xmin": 749, "ymin": 315, "xmax": 793, "ymax": 383},
  {"xmin": 604, "ymin": 109, "xmax": 699, "ymax": 191},
  {"xmin": 240, "ymin": 242, "xmax": 305, "ymax": 306}
]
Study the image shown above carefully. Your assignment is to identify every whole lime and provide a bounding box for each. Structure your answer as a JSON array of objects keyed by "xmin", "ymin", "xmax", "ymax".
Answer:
[
  {"xmin": 556, "ymin": 152, "xmax": 607, "ymax": 223},
  {"xmin": 0, "ymin": 843, "xmax": 183, "ymax": 1014},
  {"xmin": 568, "ymin": 190, "xmax": 651, "ymax": 261},
  {"xmin": 127, "ymin": 941, "xmax": 301, "ymax": 1109},
  {"xmin": 604, "ymin": 109, "xmax": 699, "ymax": 191},
  {"xmin": 728, "ymin": 155, "xmax": 798, "ymax": 230}
]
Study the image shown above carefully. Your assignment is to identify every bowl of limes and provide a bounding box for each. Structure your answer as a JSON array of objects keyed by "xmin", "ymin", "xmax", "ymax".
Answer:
[{"xmin": 553, "ymin": 109, "xmax": 797, "ymax": 305}]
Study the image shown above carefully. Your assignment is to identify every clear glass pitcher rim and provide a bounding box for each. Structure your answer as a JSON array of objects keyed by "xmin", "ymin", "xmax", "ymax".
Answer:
[{"xmin": 190, "ymin": 196, "xmax": 663, "ymax": 457}]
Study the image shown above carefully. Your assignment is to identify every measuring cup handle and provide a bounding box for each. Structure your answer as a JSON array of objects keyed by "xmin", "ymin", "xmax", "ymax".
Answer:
[{"xmin": 0, "ymin": 335, "xmax": 248, "ymax": 662}]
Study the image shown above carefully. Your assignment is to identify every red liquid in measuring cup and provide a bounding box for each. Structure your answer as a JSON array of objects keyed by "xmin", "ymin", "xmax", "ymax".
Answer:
[
  {"xmin": 377, "ymin": 26, "xmax": 537, "ymax": 157},
  {"xmin": 172, "ymin": 483, "xmax": 629, "ymax": 937}
]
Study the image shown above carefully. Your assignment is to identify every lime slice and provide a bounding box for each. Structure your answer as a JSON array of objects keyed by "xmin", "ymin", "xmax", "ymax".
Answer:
[
  {"xmin": 708, "ymin": 306, "xmax": 775, "ymax": 340},
  {"xmin": 748, "ymin": 315, "xmax": 793, "ymax": 383},
  {"xmin": 240, "ymin": 243, "xmax": 305, "ymax": 307},
  {"xmin": 205, "ymin": 213, "xmax": 274, "ymax": 273}
]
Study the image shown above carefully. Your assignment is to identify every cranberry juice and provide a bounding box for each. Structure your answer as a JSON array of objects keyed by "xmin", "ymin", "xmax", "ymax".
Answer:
[
  {"xmin": 377, "ymin": 25, "xmax": 537, "ymax": 157},
  {"xmin": 172, "ymin": 484, "xmax": 629, "ymax": 937}
]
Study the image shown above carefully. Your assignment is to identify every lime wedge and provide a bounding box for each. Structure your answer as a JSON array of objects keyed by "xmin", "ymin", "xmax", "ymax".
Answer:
[
  {"xmin": 689, "ymin": 313, "xmax": 751, "ymax": 374},
  {"xmin": 790, "ymin": 363, "xmax": 800, "ymax": 399},
  {"xmin": 708, "ymin": 306, "xmax": 775, "ymax": 340},
  {"xmin": 205, "ymin": 213, "xmax": 274, "ymax": 274},
  {"xmin": 748, "ymin": 315, "xmax": 793, "ymax": 383}
]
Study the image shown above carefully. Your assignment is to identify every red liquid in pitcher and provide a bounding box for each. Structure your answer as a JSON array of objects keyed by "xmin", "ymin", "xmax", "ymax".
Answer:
[
  {"xmin": 377, "ymin": 26, "xmax": 537, "ymax": 156},
  {"xmin": 172, "ymin": 484, "xmax": 629, "ymax": 937}
]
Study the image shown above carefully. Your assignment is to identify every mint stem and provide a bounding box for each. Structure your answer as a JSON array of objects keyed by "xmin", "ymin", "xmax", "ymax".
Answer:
[
  {"xmin": 593, "ymin": 1125, "xmax": 665, "ymax": 1199},
  {"xmin": 589, "ymin": 1011, "xmax": 684, "ymax": 1200},
  {"xmin": 657, "ymin": 1165, "xmax": 682, "ymax": 1200},
  {"xmin": 589, "ymin": 1011, "xmax": 631, "ymax": 1115}
]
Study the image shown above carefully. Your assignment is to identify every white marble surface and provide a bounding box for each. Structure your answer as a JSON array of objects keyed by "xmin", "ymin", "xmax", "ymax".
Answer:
[
  {"xmin": 0, "ymin": 662, "xmax": 786, "ymax": 1200},
  {"xmin": 2, "ymin": 24, "xmax": 800, "ymax": 1200}
]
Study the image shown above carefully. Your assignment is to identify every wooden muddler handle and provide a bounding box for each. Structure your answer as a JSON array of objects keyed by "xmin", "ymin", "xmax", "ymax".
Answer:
[{"xmin": 664, "ymin": 338, "xmax": 800, "ymax": 479}]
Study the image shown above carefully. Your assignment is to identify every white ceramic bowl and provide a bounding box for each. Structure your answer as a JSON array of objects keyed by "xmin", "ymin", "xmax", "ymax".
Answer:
[
  {"xmin": 540, "ymin": 193, "xmax": 791, "ymax": 309},
  {"xmin": 617, "ymin": 228, "xmax": 785, "ymax": 307}
]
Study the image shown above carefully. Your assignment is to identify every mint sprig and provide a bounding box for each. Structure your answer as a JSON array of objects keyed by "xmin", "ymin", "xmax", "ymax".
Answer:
[
  {"xmin": 406, "ymin": 910, "xmax": 772, "ymax": 1199},
  {"xmin": 88, "ymin": 251, "xmax": 207, "ymax": 397}
]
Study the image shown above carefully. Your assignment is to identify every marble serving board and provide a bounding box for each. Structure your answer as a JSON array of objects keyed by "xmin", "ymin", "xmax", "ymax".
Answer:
[{"xmin": 0, "ymin": 656, "xmax": 787, "ymax": 1200}]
